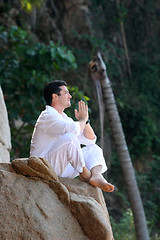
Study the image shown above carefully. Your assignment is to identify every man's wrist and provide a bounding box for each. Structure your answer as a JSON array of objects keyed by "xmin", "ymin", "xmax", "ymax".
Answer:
[{"xmin": 86, "ymin": 119, "xmax": 90, "ymax": 124}]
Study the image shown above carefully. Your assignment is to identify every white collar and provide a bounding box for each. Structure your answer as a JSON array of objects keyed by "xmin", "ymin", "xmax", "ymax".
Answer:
[
  {"xmin": 45, "ymin": 105, "xmax": 65, "ymax": 117},
  {"xmin": 46, "ymin": 105, "xmax": 57, "ymax": 113}
]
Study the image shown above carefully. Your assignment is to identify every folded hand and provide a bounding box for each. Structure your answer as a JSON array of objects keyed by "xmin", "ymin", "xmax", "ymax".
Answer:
[{"xmin": 74, "ymin": 100, "xmax": 88, "ymax": 122}]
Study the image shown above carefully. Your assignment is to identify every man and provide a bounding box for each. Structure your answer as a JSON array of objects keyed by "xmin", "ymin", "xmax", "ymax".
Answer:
[{"xmin": 30, "ymin": 80, "xmax": 114, "ymax": 192}]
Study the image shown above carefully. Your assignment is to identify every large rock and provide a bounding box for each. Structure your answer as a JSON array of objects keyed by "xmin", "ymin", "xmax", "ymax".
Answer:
[
  {"xmin": 0, "ymin": 157, "xmax": 114, "ymax": 240},
  {"xmin": 0, "ymin": 86, "xmax": 11, "ymax": 163}
]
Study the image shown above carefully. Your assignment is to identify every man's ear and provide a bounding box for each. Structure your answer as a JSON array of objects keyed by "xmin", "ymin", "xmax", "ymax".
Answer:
[{"xmin": 52, "ymin": 93, "xmax": 58, "ymax": 102}]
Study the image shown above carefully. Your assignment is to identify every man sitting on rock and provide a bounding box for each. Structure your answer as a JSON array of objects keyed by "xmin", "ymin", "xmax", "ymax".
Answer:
[{"xmin": 30, "ymin": 80, "xmax": 114, "ymax": 192}]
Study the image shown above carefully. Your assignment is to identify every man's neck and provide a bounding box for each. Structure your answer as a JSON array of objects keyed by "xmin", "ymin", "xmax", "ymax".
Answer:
[{"xmin": 51, "ymin": 104, "xmax": 64, "ymax": 114}]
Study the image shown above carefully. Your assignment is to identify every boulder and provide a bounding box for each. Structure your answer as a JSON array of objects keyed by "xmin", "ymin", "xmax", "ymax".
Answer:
[
  {"xmin": 0, "ymin": 157, "xmax": 114, "ymax": 240},
  {"xmin": 12, "ymin": 156, "xmax": 58, "ymax": 181},
  {"xmin": 0, "ymin": 86, "xmax": 11, "ymax": 163}
]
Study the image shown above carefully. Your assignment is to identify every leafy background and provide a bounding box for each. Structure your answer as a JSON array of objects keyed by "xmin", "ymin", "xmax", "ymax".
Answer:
[{"xmin": 0, "ymin": 0, "xmax": 160, "ymax": 239}]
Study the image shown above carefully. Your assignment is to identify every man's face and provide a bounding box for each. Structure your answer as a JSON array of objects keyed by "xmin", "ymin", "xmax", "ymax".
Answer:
[{"xmin": 58, "ymin": 85, "xmax": 72, "ymax": 109}]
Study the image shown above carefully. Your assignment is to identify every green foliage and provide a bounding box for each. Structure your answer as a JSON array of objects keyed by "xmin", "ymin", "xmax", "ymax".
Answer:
[
  {"xmin": 137, "ymin": 155, "xmax": 160, "ymax": 237},
  {"xmin": 115, "ymin": 51, "xmax": 160, "ymax": 160},
  {"xmin": 112, "ymin": 52, "xmax": 160, "ymax": 236},
  {"xmin": 0, "ymin": 0, "xmax": 160, "ymax": 237},
  {"xmin": 90, "ymin": 0, "xmax": 160, "ymax": 236},
  {"xmin": 20, "ymin": 0, "xmax": 44, "ymax": 12},
  {"xmin": 119, "ymin": 104, "xmax": 157, "ymax": 158},
  {"xmin": 110, "ymin": 209, "xmax": 136, "ymax": 240},
  {"xmin": 0, "ymin": 25, "xmax": 77, "ymax": 158},
  {"xmin": 0, "ymin": 25, "xmax": 77, "ymax": 122}
]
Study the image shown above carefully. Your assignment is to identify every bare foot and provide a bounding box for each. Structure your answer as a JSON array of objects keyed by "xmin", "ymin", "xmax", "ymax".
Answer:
[{"xmin": 89, "ymin": 174, "xmax": 114, "ymax": 192}]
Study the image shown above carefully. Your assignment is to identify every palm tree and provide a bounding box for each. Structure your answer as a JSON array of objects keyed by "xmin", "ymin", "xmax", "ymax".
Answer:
[{"xmin": 88, "ymin": 52, "xmax": 149, "ymax": 240}]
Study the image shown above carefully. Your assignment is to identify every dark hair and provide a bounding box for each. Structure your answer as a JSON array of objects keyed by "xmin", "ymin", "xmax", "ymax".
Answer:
[{"xmin": 43, "ymin": 80, "xmax": 67, "ymax": 105}]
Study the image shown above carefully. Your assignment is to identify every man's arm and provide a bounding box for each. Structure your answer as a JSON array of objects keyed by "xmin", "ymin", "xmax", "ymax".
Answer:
[
  {"xmin": 75, "ymin": 100, "xmax": 96, "ymax": 140},
  {"xmin": 74, "ymin": 100, "xmax": 88, "ymax": 131},
  {"xmin": 42, "ymin": 107, "xmax": 81, "ymax": 137},
  {"xmin": 83, "ymin": 122, "xmax": 95, "ymax": 140}
]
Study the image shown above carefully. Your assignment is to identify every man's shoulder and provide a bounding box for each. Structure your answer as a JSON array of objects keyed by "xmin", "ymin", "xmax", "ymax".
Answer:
[
  {"xmin": 42, "ymin": 106, "xmax": 58, "ymax": 116},
  {"xmin": 37, "ymin": 107, "xmax": 55, "ymax": 121},
  {"xmin": 62, "ymin": 112, "xmax": 68, "ymax": 118}
]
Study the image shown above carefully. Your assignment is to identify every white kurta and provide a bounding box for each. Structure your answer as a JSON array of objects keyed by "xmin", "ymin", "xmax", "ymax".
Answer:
[{"xmin": 30, "ymin": 105, "xmax": 107, "ymax": 178}]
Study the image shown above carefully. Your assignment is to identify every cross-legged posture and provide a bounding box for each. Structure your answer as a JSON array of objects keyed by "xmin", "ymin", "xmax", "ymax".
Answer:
[{"xmin": 30, "ymin": 80, "xmax": 114, "ymax": 192}]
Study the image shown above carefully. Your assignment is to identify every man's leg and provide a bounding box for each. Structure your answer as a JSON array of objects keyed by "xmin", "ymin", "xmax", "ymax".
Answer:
[
  {"xmin": 46, "ymin": 132, "xmax": 91, "ymax": 178},
  {"xmin": 61, "ymin": 163, "xmax": 91, "ymax": 180},
  {"xmin": 79, "ymin": 166, "xmax": 91, "ymax": 181},
  {"xmin": 81, "ymin": 144, "xmax": 114, "ymax": 192}
]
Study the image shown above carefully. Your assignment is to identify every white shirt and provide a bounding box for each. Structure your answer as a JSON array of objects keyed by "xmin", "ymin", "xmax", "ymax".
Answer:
[{"xmin": 30, "ymin": 105, "xmax": 96, "ymax": 158}]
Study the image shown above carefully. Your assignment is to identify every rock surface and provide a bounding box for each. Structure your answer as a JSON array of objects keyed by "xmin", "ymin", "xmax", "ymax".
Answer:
[
  {"xmin": 0, "ymin": 157, "xmax": 114, "ymax": 240},
  {"xmin": 0, "ymin": 86, "xmax": 11, "ymax": 163}
]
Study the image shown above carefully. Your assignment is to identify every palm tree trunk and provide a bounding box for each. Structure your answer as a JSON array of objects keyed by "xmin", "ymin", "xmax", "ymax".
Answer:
[
  {"xmin": 93, "ymin": 78, "xmax": 104, "ymax": 149},
  {"xmin": 89, "ymin": 53, "xmax": 149, "ymax": 240}
]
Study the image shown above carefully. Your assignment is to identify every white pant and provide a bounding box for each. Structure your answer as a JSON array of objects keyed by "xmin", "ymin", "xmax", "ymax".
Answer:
[{"xmin": 45, "ymin": 132, "xmax": 107, "ymax": 178}]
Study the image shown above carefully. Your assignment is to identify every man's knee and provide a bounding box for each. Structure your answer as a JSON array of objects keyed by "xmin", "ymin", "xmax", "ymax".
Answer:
[
  {"xmin": 94, "ymin": 144, "xmax": 103, "ymax": 154},
  {"xmin": 84, "ymin": 144, "xmax": 103, "ymax": 156}
]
